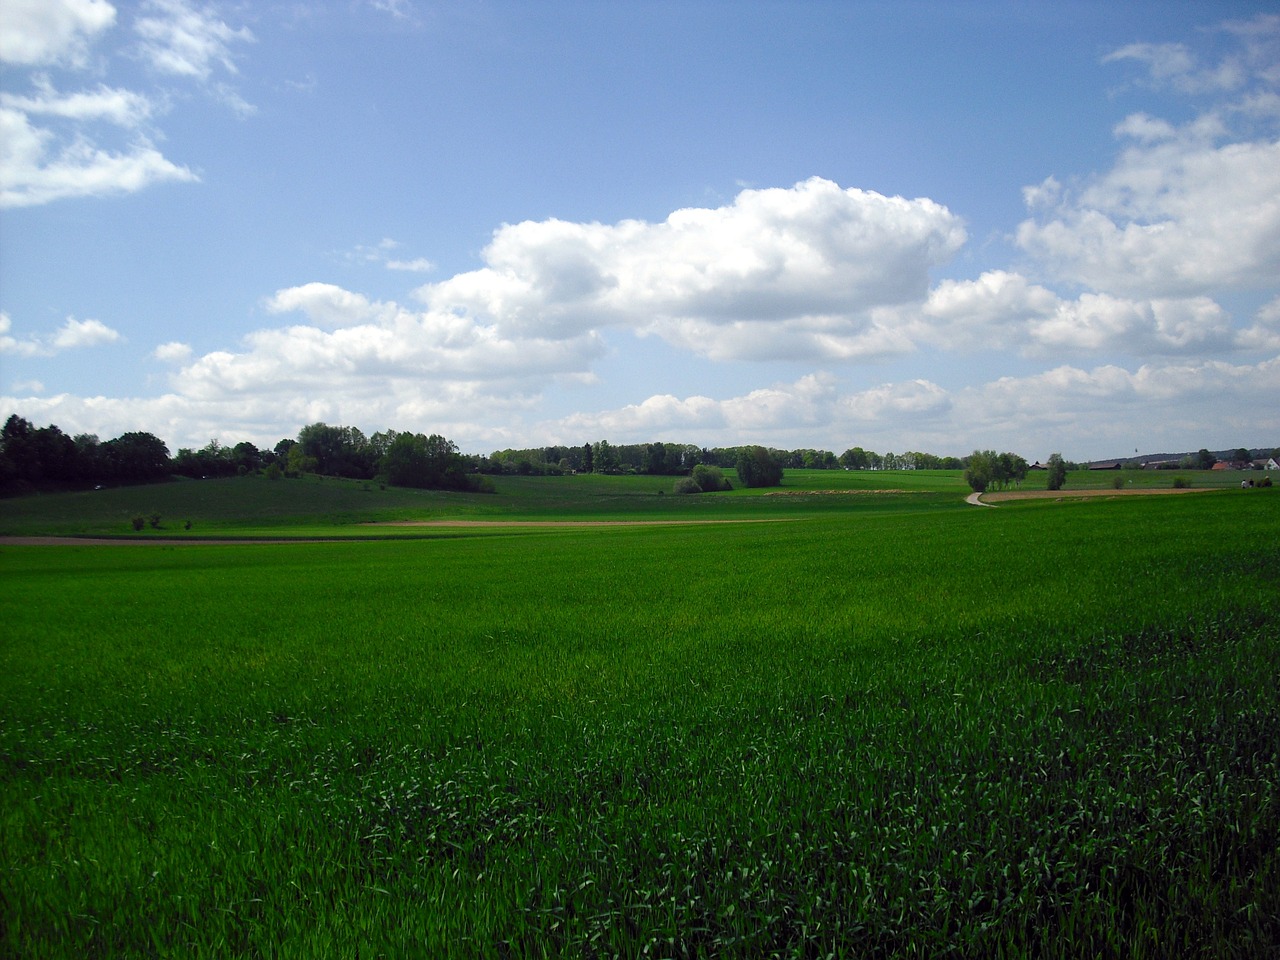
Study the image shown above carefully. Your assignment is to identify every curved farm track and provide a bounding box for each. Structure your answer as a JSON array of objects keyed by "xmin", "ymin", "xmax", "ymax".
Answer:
[
  {"xmin": 0, "ymin": 518, "xmax": 798, "ymax": 546},
  {"xmin": 971, "ymin": 487, "xmax": 1213, "ymax": 506}
]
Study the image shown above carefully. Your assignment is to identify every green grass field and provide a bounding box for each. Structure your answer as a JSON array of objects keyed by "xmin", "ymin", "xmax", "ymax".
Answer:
[{"xmin": 2, "ymin": 473, "xmax": 1277, "ymax": 957}]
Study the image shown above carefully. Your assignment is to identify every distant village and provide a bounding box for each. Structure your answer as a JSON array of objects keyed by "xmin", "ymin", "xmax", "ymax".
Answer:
[{"xmin": 1063, "ymin": 450, "xmax": 1280, "ymax": 472}]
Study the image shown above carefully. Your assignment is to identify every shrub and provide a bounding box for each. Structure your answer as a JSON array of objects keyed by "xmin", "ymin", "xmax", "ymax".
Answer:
[
  {"xmin": 673, "ymin": 477, "xmax": 702, "ymax": 495},
  {"xmin": 691, "ymin": 464, "xmax": 731, "ymax": 492},
  {"xmin": 130, "ymin": 515, "xmax": 145, "ymax": 531},
  {"xmin": 1113, "ymin": 475, "xmax": 1126, "ymax": 490},
  {"xmin": 1172, "ymin": 476, "xmax": 1190, "ymax": 488}
]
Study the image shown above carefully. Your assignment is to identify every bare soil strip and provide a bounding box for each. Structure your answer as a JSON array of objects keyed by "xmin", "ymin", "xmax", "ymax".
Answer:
[
  {"xmin": 0, "ymin": 519, "xmax": 799, "ymax": 545},
  {"xmin": 977, "ymin": 487, "xmax": 1212, "ymax": 504},
  {"xmin": 372, "ymin": 519, "xmax": 800, "ymax": 527},
  {"xmin": 765, "ymin": 489, "xmax": 913, "ymax": 496},
  {"xmin": 0, "ymin": 537, "xmax": 345, "ymax": 546}
]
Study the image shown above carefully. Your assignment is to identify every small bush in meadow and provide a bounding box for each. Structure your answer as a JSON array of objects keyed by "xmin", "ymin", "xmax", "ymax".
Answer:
[
  {"xmin": 1173, "ymin": 475, "xmax": 1190, "ymax": 488},
  {"xmin": 691, "ymin": 464, "xmax": 731, "ymax": 493},
  {"xmin": 673, "ymin": 476, "xmax": 701, "ymax": 494},
  {"xmin": 130, "ymin": 515, "xmax": 145, "ymax": 531}
]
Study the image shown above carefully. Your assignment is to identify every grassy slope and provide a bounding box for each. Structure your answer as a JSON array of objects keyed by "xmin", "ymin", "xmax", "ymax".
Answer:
[
  {"xmin": 1, "ymin": 482, "xmax": 1277, "ymax": 957},
  {"xmin": 0, "ymin": 467, "xmax": 1252, "ymax": 537},
  {"xmin": 0, "ymin": 470, "xmax": 964, "ymax": 536}
]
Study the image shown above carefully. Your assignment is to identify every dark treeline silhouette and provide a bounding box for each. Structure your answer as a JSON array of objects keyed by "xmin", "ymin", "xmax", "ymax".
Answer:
[
  {"xmin": 2, "ymin": 414, "xmax": 981, "ymax": 496},
  {"xmin": 0, "ymin": 416, "xmax": 489, "ymax": 495},
  {"xmin": 0, "ymin": 415, "xmax": 171, "ymax": 492}
]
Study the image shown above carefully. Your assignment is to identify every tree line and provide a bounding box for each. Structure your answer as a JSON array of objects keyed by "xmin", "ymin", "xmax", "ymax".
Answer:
[
  {"xmin": 481, "ymin": 442, "xmax": 965, "ymax": 476},
  {"xmin": 4, "ymin": 412, "xmax": 1040, "ymax": 498},
  {"xmin": 0, "ymin": 416, "xmax": 489, "ymax": 496}
]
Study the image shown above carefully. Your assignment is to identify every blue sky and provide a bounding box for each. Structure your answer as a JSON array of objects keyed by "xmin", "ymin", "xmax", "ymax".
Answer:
[{"xmin": 2, "ymin": 0, "xmax": 1278, "ymax": 461}]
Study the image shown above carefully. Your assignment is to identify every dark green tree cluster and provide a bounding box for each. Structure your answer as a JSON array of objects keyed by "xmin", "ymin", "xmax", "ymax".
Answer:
[
  {"xmin": 1, "ymin": 416, "xmax": 488, "ymax": 495},
  {"xmin": 838, "ymin": 447, "xmax": 964, "ymax": 470},
  {"xmin": 380, "ymin": 432, "xmax": 477, "ymax": 491},
  {"xmin": 173, "ymin": 440, "xmax": 267, "ymax": 478},
  {"xmin": 963, "ymin": 450, "xmax": 1030, "ymax": 493},
  {"xmin": 735, "ymin": 446, "xmax": 785, "ymax": 488},
  {"xmin": 0, "ymin": 415, "xmax": 171, "ymax": 493}
]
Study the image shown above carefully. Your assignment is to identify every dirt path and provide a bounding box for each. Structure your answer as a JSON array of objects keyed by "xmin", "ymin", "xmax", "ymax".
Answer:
[
  {"xmin": 0, "ymin": 537, "xmax": 344, "ymax": 545},
  {"xmin": 0, "ymin": 518, "xmax": 800, "ymax": 546},
  {"xmin": 968, "ymin": 487, "xmax": 1212, "ymax": 506},
  {"xmin": 374, "ymin": 519, "xmax": 798, "ymax": 528}
]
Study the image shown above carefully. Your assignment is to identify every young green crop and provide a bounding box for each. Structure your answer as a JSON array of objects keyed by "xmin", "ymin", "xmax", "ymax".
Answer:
[{"xmin": 1, "ymin": 489, "xmax": 1277, "ymax": 957}]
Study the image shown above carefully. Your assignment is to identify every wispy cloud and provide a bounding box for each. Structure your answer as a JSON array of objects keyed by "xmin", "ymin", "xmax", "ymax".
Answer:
[
  {"xmin": 134, "ymin": 0, "xmax": 254, "ymax": 81},
  {"xmin": 0, "ymin": 313, "xmax": 123, "ymax": 356},
  {"xmin": 0, "ymin": 0, "xmax": 257, "ymax": 207}
]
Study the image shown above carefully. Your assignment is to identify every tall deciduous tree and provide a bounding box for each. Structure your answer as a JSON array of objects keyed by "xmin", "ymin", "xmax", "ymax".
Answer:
[
  {"xmin": 735, "ymin": 446, "xmax": 784, "ymax": 487},
  {"xmin": 964, "ymin": 450, "xmax": 995, "ymax": 493},
  {"xmin": 1047, "ymin": 453, "xmax": 1067, "ymax": 491}
]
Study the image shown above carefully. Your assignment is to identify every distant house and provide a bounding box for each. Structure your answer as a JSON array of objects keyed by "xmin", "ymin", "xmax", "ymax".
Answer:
[
  {"xmin": 1142, "ymin": 459, "xmax": 1179, "ymax": 470},
  {"xmin": 1029, "ymin": 461, "xmax": 1047, "ymax": 470},
  {"xmin": 1213, "ymin": 460, "xmax": 1253, "ymax": 471},
  {"xmin": 1253, "ymin": 457, "xmax": 1279, "ymax": 471},
  {"xmin": 1089, "ymin": 461, "xmax": 1124, "ymax": 470}
]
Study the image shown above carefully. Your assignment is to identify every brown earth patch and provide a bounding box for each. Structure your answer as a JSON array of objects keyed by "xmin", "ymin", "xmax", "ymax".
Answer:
[
  {"xmin": 373, "ymin": 519, "xmax": 799, "ymax": 527},
  {"xmin": 979, "ymin": 487, "xmax": 1212, "ymax": 503},
  {"xmin": 764, "ymin": 489, "xmax": 912, "ymax": 496},
  {"xmin": 0, "ymin": 537, "xmax": 336, "ymax": 546},
  {"xmin": 0, "ymin": 519, "xmax": 799, "ymax": 545}
]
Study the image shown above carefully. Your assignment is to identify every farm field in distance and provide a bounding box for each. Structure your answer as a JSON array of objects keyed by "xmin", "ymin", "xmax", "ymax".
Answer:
[{"xmin": 2, "ymin": 471, "xmax": 1277, "ymax": 957}]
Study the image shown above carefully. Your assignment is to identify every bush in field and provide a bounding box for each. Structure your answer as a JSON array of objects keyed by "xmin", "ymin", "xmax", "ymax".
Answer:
[
  {"xmin": 1173, "ymin": 476, "xmax": 1191, "ymax": 488},
  {"xmin": 130, "ymin": 515, "xmax": 145, "ymax": 531},
  {"xmin": 691, "ymin": 464, "xmax": 731, "ymax": 492},
  {"xmin": 1113, "ymin": 474, "xmax": 1126, "ymax": 489},
  {"xmin": 673, "ymin": 476, "xmax": 702, "ymax": 495}
]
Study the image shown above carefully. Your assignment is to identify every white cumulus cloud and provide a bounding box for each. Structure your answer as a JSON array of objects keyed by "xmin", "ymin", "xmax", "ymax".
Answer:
[
  {"xmin": 1021, "ymin": 17, "xmax": 1280, "ymax": 300},
  {"xmin": 913, "ymin": 271, "xmax": 1240, "ymax": 357},
  {"xmin": 52, "ymin": 316, "xmax": 121, "ymax": 348},
  {"xmin": 1016, "ymin": 127, "xmax": 1280, "ymax": 299},
  {"xmin": 0, "ymin": 313, "xmax": 121, "ymax": 355},
  {"xmin": 418, "ymin": 177, "xmax": 966, "ymax": 360},
  {"xmin": 153, "ymin": 341, "xmax": 193, "ymax": 363},
  {"xmin": 0, "ymin": 0, "xmax": 116, "ymax": 67}
]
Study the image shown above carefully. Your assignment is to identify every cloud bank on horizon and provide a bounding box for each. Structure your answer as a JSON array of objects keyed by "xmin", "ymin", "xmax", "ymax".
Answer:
[{"xmin": 2, "ymin": 1, "xmax": 1278, "ymax": 461}]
